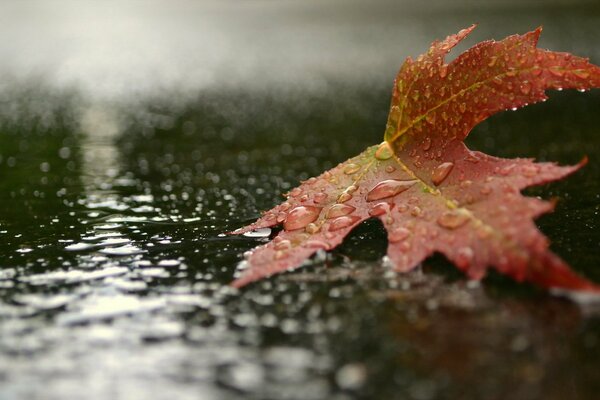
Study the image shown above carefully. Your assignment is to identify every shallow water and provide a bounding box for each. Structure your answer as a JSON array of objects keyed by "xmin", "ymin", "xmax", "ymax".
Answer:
[{"xmin": 1, "ymin": 2, "xmax": 600, "ymax": 400}]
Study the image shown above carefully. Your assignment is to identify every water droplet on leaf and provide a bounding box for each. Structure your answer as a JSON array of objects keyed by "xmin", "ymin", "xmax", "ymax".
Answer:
[
  {"xmin": 368, "ymin": 202, "xmax": 389, "ymax": 217},
  {"xmin": 337, "ymin": 192, "xmax": 353, "ymax": 203},
  {"xmin": 343, "ymin": 163, "xmax": 361, "ymax": 175},
  {"xmin": 305, "ymin": 223, "xmax": 320, "ymax": 234},
  {"xmin": 389, "ymin": 227, "xmax": 410, "ymax": 242},
  {"xmin": 327, "ymin": 204, "xmax": 356, "ymax": 219},
  {"xmin": 313, "ymin": 192, "xmax": 328, "ymax": 204},
  {"xmin": 274, "ymin": 239, "xmax": 292, "ymax": 251},
  {"xmin": 437, "ymin": 210, "xmax": 469, "ymax": 229},
  {"xmin": 283, "ymin": 206, "xmax": 321, "ymax": 231},
  {"xmin": 366, "ymin": 179, "xmax": 417, "ymax": 201},
  {"xmin": 422, "ymin": 137, "xmax": 432, "ymax": 151},
  {"xmin": 375, "ymin": 142, "xmax": 393, "ymax": 160},
  {"xmin": 328, "ymin": 216, "xmax": 360, "ymax": 231},
  {"xmin": 431, "ymin": 162, "xmax": 454, "ymax": 185}
]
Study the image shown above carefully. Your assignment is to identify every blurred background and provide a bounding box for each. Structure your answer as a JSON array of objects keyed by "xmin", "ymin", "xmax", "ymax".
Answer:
[{"xmin": 1, "ymin": 1, "xmax": 599, "ymax": 399}]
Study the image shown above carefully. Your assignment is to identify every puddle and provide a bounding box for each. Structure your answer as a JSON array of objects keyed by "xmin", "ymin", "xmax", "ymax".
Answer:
[{"xmin": 1, "ymin": 3, "xmax": 600, "ymax": 400}]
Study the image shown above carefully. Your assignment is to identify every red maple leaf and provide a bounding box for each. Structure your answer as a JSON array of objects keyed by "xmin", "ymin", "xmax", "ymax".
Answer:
[{"xmin": 230, "ymin": 26, "xmax": 600, "ymax": 292}]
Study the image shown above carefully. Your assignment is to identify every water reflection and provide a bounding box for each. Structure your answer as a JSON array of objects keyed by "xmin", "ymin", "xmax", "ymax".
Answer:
[{"xmin": 0, "ymin": 2, "xmax": 600, "ymax": 400}]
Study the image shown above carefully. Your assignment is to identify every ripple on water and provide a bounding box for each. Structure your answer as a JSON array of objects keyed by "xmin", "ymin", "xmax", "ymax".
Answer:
[
  {"xmin": 56, "ymin": 294, "xmax": 166, "ymax": 325},
  {"xmin": 21, "ymin": 266, "xmax": 128, "ymax": 285},
  {"xmin": 99, "ymin": 244, "xmax": 145, "ymax": 256}
]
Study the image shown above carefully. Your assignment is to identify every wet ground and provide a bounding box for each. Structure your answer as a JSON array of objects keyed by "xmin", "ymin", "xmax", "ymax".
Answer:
[{"xmin": 1, "ymin": 2, "xmax": 600, "ymax": 399}]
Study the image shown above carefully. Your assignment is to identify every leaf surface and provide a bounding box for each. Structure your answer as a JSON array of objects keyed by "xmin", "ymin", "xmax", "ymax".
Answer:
[{"xmin": 230, "ymin": 26, "xmax": 600, "ymax": 292}]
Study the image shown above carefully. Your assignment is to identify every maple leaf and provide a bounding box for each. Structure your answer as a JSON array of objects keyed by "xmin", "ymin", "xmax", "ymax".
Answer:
[{"xmin": 230, "ymin": 26, "xmax": 600, "ymax": 292}]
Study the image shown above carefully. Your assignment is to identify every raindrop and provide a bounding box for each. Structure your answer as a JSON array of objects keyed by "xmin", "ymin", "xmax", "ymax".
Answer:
[
  {"xmin": 343, "ymin": 163, "xmax": 361, "ymax": 175},
  {"xmin": 389, "ymin": 227, "xmax": 410, "ymax": 242},
  {"xmin": 305, "ymin": 223, "xmax": 320, "ymax": 234},
  {"xmin": 573, "ymin": 70, "xmax": 590, "ymax": 79},
  {"xmin": 276, "ymin": 213, "xmax": 287, "ymax": 223},
  {"xmin": 548, "ymin": 67, "xmax": 564, "ymax": 77},
  {"xmin": 366, "ymin": 179, "xmax": 417, "ymax": 201},
  {"xmin": 327, "ymin": 204, "xmax": 356, "ymax": 219},
  {"xmin": 346, "ymin": 185, "xmax": 358, "ymax": 194},
  {"xmin": 313, "ymin": 192, "xmax": 328, "ymax": 204},
  {"xmin": 283, "ymin": 206, "xmax": 321, "ymax": 231},
  {"xmin": 431, "ymin": 162, "xmax": 454, "ymax": 185},
  {"xmin": 289, "ymin": 188, "xmax": 302, "ymax": 197},
  {"xmin": 421, "ymin": 137, "xmax": 432, "ymax": 151},
  {"xmin": 337, "ymin": 192, "xmax": 353, "ymax": 203},
  {"xmin": 375, "ymin": 142, "xmax": 393, "ymax": 160},
  {"xmin": 328, "ymin": 216, "xmax": 360, "ymax": 231},
  {"xmin": 368, "ymin": 202, "xmax": 389, "ymax": 217},
  {"xmin": 520, "ymin": 82, "xmax": 531, "ymax": 95},
  {"xmin": 274, "ymin": 239, "xmax": 292, "ymax": 251},
  {"xmin": 437, "ymin": 210, "xmax": 469, "ymax": 229},
  {"xmin": 439, "ymin": 64, "xmax": 448, "ymax": 78},
  {"xmin": 521, "ymin": 165, "xmax": 539, "ymax": 177},
  {"xmin": 385, "ymin": 165, "xmax": 396, "ymax": 173}
]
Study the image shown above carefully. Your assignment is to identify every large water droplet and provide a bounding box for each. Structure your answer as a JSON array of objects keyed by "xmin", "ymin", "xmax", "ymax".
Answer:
[
  {"xmin": 431, "ymin": 162, "xmax": 454, "ymax": 186},
  {"xmin": 521, "ymin": 165, "xmax": 539, "ymax": 177},
  {"xmin": 337, "ymin": 192, "xmax": 353, "ymax": 203},
  {"xmin": 343, "ymin": 163, "xmax": 361, "ymax": 175},
  {"xmin": 346, "ymin": 185, "xmax": 358, "ymax": 194},
  {"xmin": 389, "ymin": 227, "xmax": 410, "ymax": 243},
  {"xmin": 313, "ymin": 192, "xmax": 328, "ymax": 204},
  {"xmin": 375, "ymin": 142, "xmax": 393, "ymax": 160},
  {"xmin": 366, "ymin": 179, "xmax": 416, "ymax": 201},
  {"xmin": 305, "ymin": 223, "xmax": 320, "ymax": 234},
  {"xmin": 327, "ymin": 204, "xmax": 356, "ymax": 219},
  {"xmin": 573, "ymin": 70, "xmax": 590, "ymax": 79},
  {"xmin": 368, "ymin": 202, "xmax": 389, "ymax": 217},
  {"xmin": 549, "ymin": 67, "xmax": 564, "ymax": 77},
  {"xmin": 520, "ymin": 82, "xmax": 531, "ymax": 95},
  {"xmin": 283, "ymin": 206, "xmax": 321, "ymax": 231},
  {"xmin": 437, "ymin": 210, "xmax": 469, "ymax": 229},
  {"xmin": 328, "ymin": 216, "xmax": 360, "ymax": 231},
  {"xmin": 274, "ymin": 239, "xmax": 292, "ymax": 251},
  {"xmin": 421, "ymin": 137, "xmax": 432, "ymax": 151},
  {"xmin": 439, "ymin": 64, "xmax": 448, "ymax": 78}
]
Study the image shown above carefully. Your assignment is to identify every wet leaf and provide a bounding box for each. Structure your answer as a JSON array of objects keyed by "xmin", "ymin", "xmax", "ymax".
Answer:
[{"xmin": 230, "ymin": 26, "xmax": 600, "ymax": 292}]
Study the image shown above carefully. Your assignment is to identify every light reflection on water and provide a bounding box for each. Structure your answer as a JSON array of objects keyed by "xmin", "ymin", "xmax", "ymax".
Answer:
[{"xmin": 0, "ymin": 2, "xmax": 600, "ymax": 400}]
